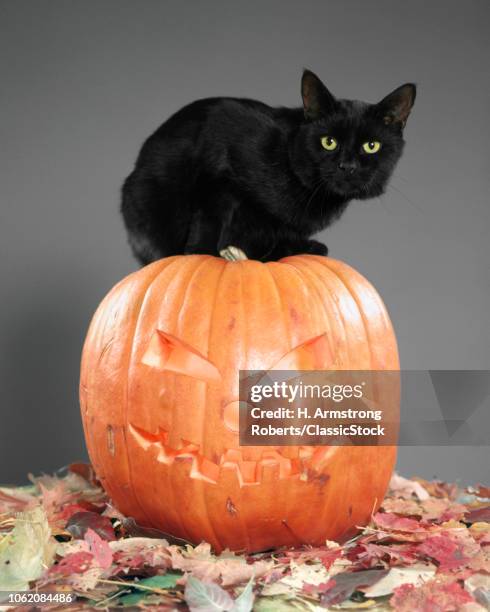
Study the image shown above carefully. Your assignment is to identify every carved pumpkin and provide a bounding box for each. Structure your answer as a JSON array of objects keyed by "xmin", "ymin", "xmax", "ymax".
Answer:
[{"xmin": 80, "ymin": 254, "xmax": 399, "ymax": 552}]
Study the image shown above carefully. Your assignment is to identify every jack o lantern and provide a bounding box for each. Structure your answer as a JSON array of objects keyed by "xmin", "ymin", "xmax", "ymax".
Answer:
[{"xmin": 80, "ymin": 254, "xmax": 399, "ymax": 552}]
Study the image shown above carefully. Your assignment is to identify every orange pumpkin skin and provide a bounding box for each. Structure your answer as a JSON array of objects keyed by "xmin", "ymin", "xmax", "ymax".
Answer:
[{"xmin": 80, "ymin": 255, "xmax": 399, "ymax": 552}]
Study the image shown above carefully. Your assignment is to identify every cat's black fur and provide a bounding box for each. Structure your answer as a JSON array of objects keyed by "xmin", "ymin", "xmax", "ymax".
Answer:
[{"xmin": 121, "ymin": 70, "xmax": 415, "ymax": 263}]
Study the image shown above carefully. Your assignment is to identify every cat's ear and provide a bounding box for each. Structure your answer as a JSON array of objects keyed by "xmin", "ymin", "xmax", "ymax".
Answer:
[
  {"xmin": 376, "ymin": 83, "xmax": 416, "ymax": 128},
  {"xmin": 301, "ymin": 70, "xmax": 336, "ymax": 120}
]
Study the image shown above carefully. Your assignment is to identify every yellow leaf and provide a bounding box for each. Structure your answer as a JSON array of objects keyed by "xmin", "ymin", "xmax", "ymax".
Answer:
[{"xmin": 0, "ymin": 506, "xmax": 56, "ymax": 590}]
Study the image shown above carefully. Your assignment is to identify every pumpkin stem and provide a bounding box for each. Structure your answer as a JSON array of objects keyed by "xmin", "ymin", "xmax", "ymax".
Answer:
[{"xmin": 219, "ymin": 245, "xmax": 248, "ymax": 261}]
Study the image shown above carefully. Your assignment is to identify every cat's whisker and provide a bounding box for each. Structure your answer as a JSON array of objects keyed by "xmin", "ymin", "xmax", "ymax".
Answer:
[
  {"xmin": 385, "ymin": 182, "xmax": 424, "ymax": 213},
  {"xmin": 301, "ymin": 178, "xmax": 326, "ymax": 218},
  {"xmin": 293, "ymin": 177, "xmax": 324, "ymax": 220},
  {"xmin": 391, "ymin": 171, "xmax": 410, "ymax": 184},
  {"xmin": 373, "ymin": 195, "xmax": 393, "ymax": 215}
]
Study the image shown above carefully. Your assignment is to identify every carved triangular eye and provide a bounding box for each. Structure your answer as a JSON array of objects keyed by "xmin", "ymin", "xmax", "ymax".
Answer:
[
  {"xmin": 271, "ymin": 333, "xmax": 338, "ymax": 371},
  {"xmin": 142, "ymin": 330, "xmax": 221, "ymax": 384}
]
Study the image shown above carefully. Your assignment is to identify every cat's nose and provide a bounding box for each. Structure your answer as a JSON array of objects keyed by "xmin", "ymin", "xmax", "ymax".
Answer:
[{"xmin": 338, "ymin": 161, "xmax": 357, "ymax": 174}]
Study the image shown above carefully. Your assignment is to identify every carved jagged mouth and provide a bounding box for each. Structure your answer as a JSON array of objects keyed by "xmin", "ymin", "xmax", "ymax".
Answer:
[
  {"xmin": 128, "ymin": 423, "xmax": 336, "ymax": 487},
  {"xmin": 124, "ymin": 329, "xmax": 341, "ymax": 486}
]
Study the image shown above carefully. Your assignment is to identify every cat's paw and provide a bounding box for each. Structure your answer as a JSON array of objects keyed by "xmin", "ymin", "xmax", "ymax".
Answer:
[
  {"xmin": 303, "ymin": 240, "xmax": 328, "ymax": 256},
  {"xmin": 219, "ymin": 245, "xmax": 248, "ymax": 261}
]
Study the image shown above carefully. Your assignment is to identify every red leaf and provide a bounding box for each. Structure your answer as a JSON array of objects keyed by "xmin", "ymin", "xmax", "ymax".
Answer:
[
  {"xmin": 391, "ymin": 579, "xmax": 475, "ymax": 611},
  {"xmin": 465, "ymin": 505, "xmax": 490, "ymax": 524},
  {"xmin": 66, "ymin": 511, "xmax": 115, "ymax": 541},
  {"xmin": 84, "ymin": 528, "xmax": 113, "ymax": 569},
  {"xmin": 373, "ymin": 512, "xmax": 426, "ymax": 532},
  {"xmin": 356, "ymin": 542, "xmax": 419, "ymax": 567},
  {"xmin": 49, "ymin": 551, "xmax": 94, "ymax": 576},
  {"xmin": 68, "ymin": 462, "xmax": 100, "ymax": 486},
  {"xmin": 302, "ymin": 579, "xmax": 335, "ymax": 595},
  {"xmin": 319, "ymin": 548, "xmax": 343, "ymax": 569},
  {"xmin": 475, "ymin": 485, "xmax": 490, "ymax": 498},
  {"xmin": 59, "ymin": 502, "xmax": 102, "ymax": 523},
  {"xmin": 418, "ymin": 535, "xmax": 471, "ymax": 570}
]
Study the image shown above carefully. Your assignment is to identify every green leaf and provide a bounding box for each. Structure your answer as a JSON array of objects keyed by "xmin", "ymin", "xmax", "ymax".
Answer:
[
  {"xmin": 185, "ymin": 575, "xmax": 234, "ymax": 611},
  {"xmin": 113, "ymin": 590, "xmax": 146, "ymax": 607},
  {"xmin": 136, "ymin": 573, "xmax": 181, "ymax": 590},
  {"xmin": 116, "ymin": 572, "xmax": 182, "ymax": 606}
]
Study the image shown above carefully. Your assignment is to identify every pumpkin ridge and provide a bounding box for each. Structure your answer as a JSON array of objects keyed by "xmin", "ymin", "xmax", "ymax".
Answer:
[
  {"xmin": 263, "ymin": 262, "xmax": 292, "ymax": 351},
  {"xmin": 281, "ymin": 257, "xmax": 386, "ymax": 538},
  {"xmin": 313, "ymin": 258, "xmax": 374, "ymax": 368},
  {"xmin": 284, "ymin": 257, "xmax": 351, "ymax": 366},
  {"xmin": 199, "ymin": 257, "xmax": 229, "ymax": 550},
  {"xmin": 272, "ymin": 258, "xmax": 339, "ymax": 361},
  {"xmin": 126, "ymin": 258, "xmax": 197, "ymax": 534},
  {"xmin": 234, "ymin": 261, "xmax": 253, "ymax": 552},
  {"xmin": 123, "ymin": 262, "xmax": 175, "ymax": 528},
  {"xmin": 324, "ymin": 258, "xmax": 399, "ymax": 368},
  {"xmin": 166, "ymin": 256, "xmax": 219, "ymax": 543},
  {"xmin": 319, "ymin": 259, "xmax": 399, "ymax": 520},
  {"xmin": 263, "ymin": 261, "xmax": 312, "ymax": 535}
]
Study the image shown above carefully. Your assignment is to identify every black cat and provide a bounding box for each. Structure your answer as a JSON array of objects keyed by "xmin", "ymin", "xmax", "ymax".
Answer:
[{"xmin": 121, "ymin": 70, "xmax": 415, "ymax": 263}]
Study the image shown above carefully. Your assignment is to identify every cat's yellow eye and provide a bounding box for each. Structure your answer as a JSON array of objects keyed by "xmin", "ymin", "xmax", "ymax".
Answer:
[
  {"xmin": 362, "ymin": 141, "xmax": 381, "ymax": 154},
  {"xmin": 321, "ymin": 136, "xmax": 338, "ymax": 151}
]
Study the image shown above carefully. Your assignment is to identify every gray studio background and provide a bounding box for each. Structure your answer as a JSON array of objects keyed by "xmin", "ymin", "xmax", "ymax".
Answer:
[{"xmin": 1, "ymin": 1, "xmax": 488, "ymax": 484}]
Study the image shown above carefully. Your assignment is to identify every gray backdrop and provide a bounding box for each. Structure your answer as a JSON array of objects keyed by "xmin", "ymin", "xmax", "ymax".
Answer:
[{"xmin": 1, "ymin": 0, "xmax": 488, "ymax": 484}]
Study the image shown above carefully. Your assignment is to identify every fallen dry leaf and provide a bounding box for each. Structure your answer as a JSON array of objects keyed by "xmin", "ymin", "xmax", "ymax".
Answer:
[
  {"xmin": 66, "ymin": 510, "xmax": 115, "ymax": 541},
  {"xmin": 373, "ymin": 511, "xmax": 428, "ymax": 533},
  {"xmin": 0, "ymin": 465, "xmax": 487, "ymax": 610},
  {"xmin": 362, "ymin": 565, "xmax": 436, "ymax": 597},
  {"xmin": 170, "ymin": 542, "xmax": 273, "ymax": 586},
  {"xmin": 389, "ymin": 473, "xmax": 430, "ymax": 500},
  {"xmin": 391, "ymin": 577, "xmax": 477, "ymax": 611},
  {"xmin": 84, "ymin": 528, "xmax": 113, "ymax": 569},
  {"xmin": 0, "ymin": 506, "xmax": 57, "ymax": 590}
]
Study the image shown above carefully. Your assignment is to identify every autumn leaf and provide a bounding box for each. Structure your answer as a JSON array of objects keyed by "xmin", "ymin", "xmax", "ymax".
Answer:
[
  {"xmin": 1, "ymin": 466, "xmax": 486, "ymax": 610},
  {"xmin": 474, "ymin": 485, "xmax": 490, "ymax": 499},
  {"xmin": 282, "ymin": 560, "xmax": 331, "ymax": 590},
  {"xmin": 361, "ymin": 565, "xmax": 436, "ymax": 597},
  {"xmin": 0, "ymin": 506, "xmax": 57, "ymax": 590},
  {"xmin": 0, "ymin": 485, "xmax": 37, "ymax": 513},
  {"xmin": 373, "ymin": 512, "xmax": 427, "ymax": 532},
  {"xmin": 418, "ymin": 534, "xmax": 475, "ymax": 570},
  {"xmin": 185, "ymin": 576, "xmax": 234, "ymax": 611},
  {"xmin": 391, "ymin": 578, "xmax": 476, "ymax": 611},
  {"xmin": 66, "ymin": 510, "xmax": 115, "ymax": 541},
  {"xmin": 465, "ymin": 506, "xmax": 490, "ymax": 524},
  {"xmin": 67, "ymin": 462, "xmax": 99, "ymax": 486},
  {"xmin": 115, "ymin": 573, "xmax": 182, "ymax": 606},
  {"xmin": 469, "ymin": 522, "xmax": 490, "ymax": 544},
  {"xmin": 382, "ymin": 497, "xmax": 422, "ymax": 517},
  {"xmin": 109, "ymin": 536, "xmax": 171, "ymax": 573},
  {"xmin": 350, "ymin": 541, "xmax": 419, "ymax": 567},
  {"xmin": 184, "ymin": 575, "xmax": 254, "ymax": 612},
  {"xmin": 170, "ymin": 542, "xmax": 272, "ymax": 587},
  {"xmin": 389, "ymin": 473, "xmax": 430, "ymax": 500},
  {"xmin": 465, "ymin": 573, "xmax": 490, "ymax": 608},
  {"xmin": 320, "ymin": 569, "xmax": 389, "ymax": 606},
  {"xmin": 412, "ymin": 478, "xmax": 459, "ymax": 500},
  {"xmin": 421, "ymin": 497, "xmax": 467, "ymax": 522},
  {"xmin": 48, "ymin": 550, "xmax": 94, "ymax": 576},
  {"xmin": 84, "ymin": 528, "xmax": 113, "ymax": 569}
]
